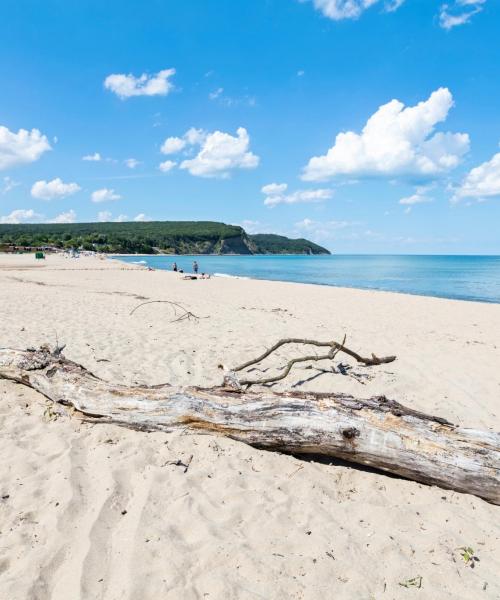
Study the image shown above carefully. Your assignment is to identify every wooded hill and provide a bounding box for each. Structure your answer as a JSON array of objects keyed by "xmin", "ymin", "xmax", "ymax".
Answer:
[{"xmin": 0, "ymin": 221, "xmax": 331, "ymax": 255}]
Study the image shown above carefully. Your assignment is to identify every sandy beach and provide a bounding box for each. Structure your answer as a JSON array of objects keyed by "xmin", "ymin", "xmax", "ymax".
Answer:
[{"xmin": 1, "ymin": 253, "xmax": 499, "ymax": 599}]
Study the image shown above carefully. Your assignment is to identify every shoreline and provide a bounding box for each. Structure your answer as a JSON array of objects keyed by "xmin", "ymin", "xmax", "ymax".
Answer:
[{"xmin": 109, "ymin": 254, "xmax": 500, "ymax": 306}]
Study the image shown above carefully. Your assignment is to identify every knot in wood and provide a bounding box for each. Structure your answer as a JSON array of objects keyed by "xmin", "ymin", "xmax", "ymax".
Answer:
[{"xmin": 342, "ymin": 427, "xmax": 360, "ymax": 440}]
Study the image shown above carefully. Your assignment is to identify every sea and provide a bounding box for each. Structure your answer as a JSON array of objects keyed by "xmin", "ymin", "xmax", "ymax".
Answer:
[{"xmin": 112, "ymin": 255, "xmax": 500, "ymax": 304}]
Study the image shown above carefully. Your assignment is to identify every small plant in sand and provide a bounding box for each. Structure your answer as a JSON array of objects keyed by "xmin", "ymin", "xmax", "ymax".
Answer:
[
  {"xmin": 399, "ymin": 576, "xmax": 422, "ymax": 589},
  {"xmin": 458, "ymin": 546, "xmax": 479, "ymax": 568},
  {"xmin": 43, "ymin": 402, "xmax": 58, "ymax": 422}
]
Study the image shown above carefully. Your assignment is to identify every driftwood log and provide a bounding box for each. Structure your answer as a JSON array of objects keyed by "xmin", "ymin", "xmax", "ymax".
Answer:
[{"xmin": 0, "ymin": 346, "xmax": 499, "ymax": 505}]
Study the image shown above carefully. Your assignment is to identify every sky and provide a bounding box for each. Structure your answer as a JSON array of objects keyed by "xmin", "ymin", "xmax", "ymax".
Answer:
[{"xmin": 1, "ymin": 0, "xmax": 500, "ymax": 254}]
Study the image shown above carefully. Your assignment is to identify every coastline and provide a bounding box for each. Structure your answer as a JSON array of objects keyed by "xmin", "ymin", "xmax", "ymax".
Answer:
[
  {"xmin": 1, "ymin": 253, "xmax": 499, "ymax": 599},
  {"xmin": 109, "ymin": 253, "xmax": 500, "ymax": 305}
]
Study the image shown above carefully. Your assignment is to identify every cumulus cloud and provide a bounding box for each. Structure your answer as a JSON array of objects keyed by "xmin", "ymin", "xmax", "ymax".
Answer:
[
  {"xmin": 159, "ymin": 160, "xmax": 176, "ymax": 172},
  {"xmin": 439, "ymin": 1, "xmax": 486, "ymax": 30},
  {"xmin": 124, "ymin": 158, "xmax": 141, "ymax": 169},
  {"xmin": 104, "ymin": 68, "xmax": 176, "ymax": 99},
  {"xmin": 239, "ymin": 219, "xmax": 263, "ymax": 234},
  {"xmin": 399, "ymin": 193, "xmax": 433, "ymax": 205},
  {"xmin": 158, "ymin": 127, "xmax": 259, "ymax": 177},
  {"xmin": 98, "ymin": 210, "xmax": 112, "ymax": 222},
  {"xmin": 399, "ymin": 190, "xmax": 433, "ymax": 213},
  {"xmin": 180, "ymin": 127, "xmax": 259, "ymax": 178},
  {"xmin": 296, "ymin": 217, "xmax": 350, "ymax": 230},
  {"xmin": 184, "ymin": 127, "xmax": 206, "ymax": 145},
  {"xmin": 98, "ymin": 211, "xmax": 130, "ymax": 222},
  {"xmin": 262, "ymin": 182, "xmax": 333, "ymax": 207},
  {"xmin": 82, "ymin": 152, "xmax": 101, "ymax": 161},
  {"xmin": 0, "ymin": 125, "xmax": 51, "ymax": 171},
  {"xmin": 134, "ymin": 213, "xmax": 151, "ymax": 222},
  {"xmin": 91, "ymin": 188, "xmax": 122, "ymax": 203},
  {"xmin": 0, "ymin": 208, "xmax": 42, "ymax": 224},
  {"xmin": 306, "ymin": 0, "xmax": 405, "ymax": 20},
  {"xmin": 261, "ymin": 183, "xmax": 288, "ymax": 196},
  {"xmin": 161, "ymin": 136, "xmax": 186, "ymax": 154},
  {"xmin": 453, "ymin": 149, "xmax": 500, "ymax": 201},
  {"xmin": 31, "ymin": 178, "xmax": 81, "ymax": 200},
  {"xmin": 302, "ymin": 88, "xmax": 469, "ymax": 182},
  {"xmin": 50, "ymin": 209, "xmax": 76, "ymax": 224},
  {"xmin": 0, "ymin": 207, "xmax": 76, "ymax": 224}
]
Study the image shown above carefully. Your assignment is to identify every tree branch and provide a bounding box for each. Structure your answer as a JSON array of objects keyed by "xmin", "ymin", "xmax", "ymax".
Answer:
[
  {"xmin": 129, "ymin": 300, "xmax": 203, "ymax": 323},
  {"xmin": 232, "ymin": 336, "xmax": 396, "ymax": 387}
]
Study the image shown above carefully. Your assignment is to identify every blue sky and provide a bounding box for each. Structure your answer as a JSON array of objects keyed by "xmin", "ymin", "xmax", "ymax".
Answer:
[{"xmin": 1, "ymin": 0, "xmax": 499, "ymax": 253}]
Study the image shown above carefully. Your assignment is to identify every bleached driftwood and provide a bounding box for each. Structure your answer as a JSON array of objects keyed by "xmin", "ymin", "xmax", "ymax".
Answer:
[
  {"xmin": 0, "ymin": 346, "xmax": 498, "ymax": 505},
  {"xmin": 230, "ymin": 336, "xmax": 396, "ymax": 387}
]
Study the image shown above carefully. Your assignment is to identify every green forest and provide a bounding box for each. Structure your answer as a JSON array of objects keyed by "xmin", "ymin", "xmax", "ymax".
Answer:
[{"xmin": 0, "ymin": 221, "xmax": 330, "ymax": 255}]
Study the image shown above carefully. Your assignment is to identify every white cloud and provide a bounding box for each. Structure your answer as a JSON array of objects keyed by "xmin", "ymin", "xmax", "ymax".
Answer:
[
  {"xmin": 160, "ymin": 128, "xmax": 206, "ymax": 157},
  {"xmin": 385, "ymin": 0, "xmax": 405, "ymax": 11},
  {"xmin": 439, "ymin": 1, "xmax": 485, "ymax": 30},
  {"xmin": 1, "ymin": 176, "xmax": 20, "ymax": 194},
  {"xmin": 180, "ymin": 127, "xmax": 259, "ymax": 178},
  {"xmin": 82, "ymin": 152, "xmax": 101, "ymax": 162},
  {"xmin": 209, "ymin": 87, "xmax": 224, "ymax": 100},
  {"xmin": 184, "ymin": 127, "xmax": 206, "ymax": 145},
  {"xmin": 98, "ymin": 211, "xmax": 130, "ymax": 222},
  {"xmin": 1, "ymin": 207, "xmax": 77, "ymax": 224},
  {"xmin": 91, "ymin": 188, "xmax": 122, "ymax": 203},
  {"xmin": 104, "ymin": 68, "xmax": 176, "ymax": 99},
  {"xmin": 0, "ymin": 125, "xmax": 51, "ymax": 171},
  {"xmin": 296, "ymin": 217, "xmax": 350, "ymax": 230},
  {"xmin": 261, "ymin": 182, "xmax": 288, "ymax": 195},
  {"xmin": 159, "ymin": 160, "xmax": 176, "ymax": 172},
  {"xmin": 398, "ymin": 193, "xmax": 433, "ymax": 205},
  {"xmin": 161, "ymin": 136, "xmax": 186, "ymax": 154},
  {"xmin": 207, "ymin": 88, "xmax": 256, "ymax": 108},
  {"xmin": 399, "ymin": 191, "xmax": 433, "ymax": 213},
  {"xmin": 262, "ymin": 182, "xmax": 334, "ymax": 207},
  {"xmin": 160, "ymin": 127, "xmax": 258, "ymax": 177},
  {"xmin": 302, "ymin": 87, "xmax": 469, "ymax": 181},
  {"xmin": 0, "ymin": 208, "xmax": 43, "ymax": 224},
  {"xmin": 453, "ymin": 149, "xmax": 500, "ymax": 201},
  {"xmin": 31, "ymin": 178, "xmax": 81, "ymax": 200},
  {"xmin": 98, "ymin": 210, "xmax": 112, "ymax": 222},
  {"xmin": 134, "ymin": 213, "xmax": 151, "ymax": 222},
  {"xmin": 306, "ymin": 0, "xmax": 405, "ymax": 20},
  {"xmin": 240, "ymin": 219, "xmax": 262, "ymax": 234},
  {"xmin": 50, "ymin": 209, "xmax": 76, "ymax": 224},
  {"xmin": 124, "ymin": 158, "xmax": 141, "ymax": 169}
]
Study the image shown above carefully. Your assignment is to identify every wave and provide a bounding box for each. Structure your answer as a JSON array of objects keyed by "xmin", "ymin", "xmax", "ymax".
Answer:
[{"xmin": 214, "ymin": 272, "xmax": 249, "ymax": 280}]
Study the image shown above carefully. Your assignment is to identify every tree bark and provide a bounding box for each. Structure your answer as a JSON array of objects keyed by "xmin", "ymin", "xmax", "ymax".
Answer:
[{"xmin": 1, "ymin": 347, "xmax": 498, "ymax": 505}]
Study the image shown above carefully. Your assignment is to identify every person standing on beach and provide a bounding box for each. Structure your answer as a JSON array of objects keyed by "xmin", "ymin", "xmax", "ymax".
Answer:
[
  {"xmin": 193, "ymin": 260, "xmax": 199, "ymax": 274},
  {"xmin": 172, "ymin": 262, "xmax": 178, "ymax": 272}
]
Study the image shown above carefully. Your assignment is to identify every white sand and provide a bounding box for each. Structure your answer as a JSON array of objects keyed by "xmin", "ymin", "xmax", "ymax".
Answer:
[{"xmin": 0, "ymin": 253, "xmax": 499, "ymax": 599}]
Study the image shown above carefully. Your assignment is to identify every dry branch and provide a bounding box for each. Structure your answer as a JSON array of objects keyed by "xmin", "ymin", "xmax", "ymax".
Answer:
[
  {"xmin": 0, "ymin": 346, "xmax": 498, "ymax": 505},
  {"xmin": 129, "ymin": 300, "xmax": 202, "ymax": 323},
  {"xmin": 232, "ymin": 337, "xmax": 396, "ymax": 387}
]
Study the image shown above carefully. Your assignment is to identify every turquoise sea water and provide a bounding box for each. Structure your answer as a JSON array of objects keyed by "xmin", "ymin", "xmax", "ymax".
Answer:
[{"xmin": 112, "ymin": 255, "xmax": 500, "ymax": 304}]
